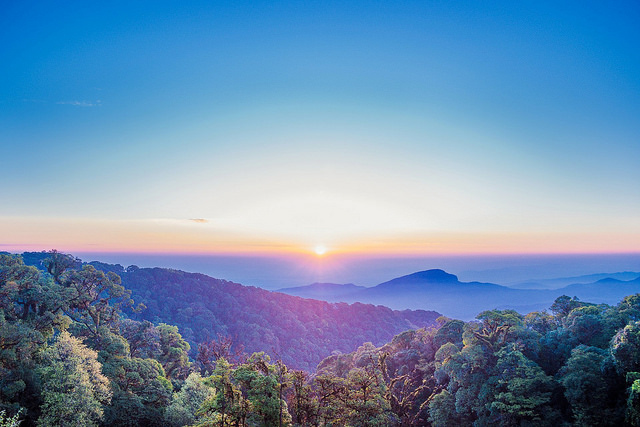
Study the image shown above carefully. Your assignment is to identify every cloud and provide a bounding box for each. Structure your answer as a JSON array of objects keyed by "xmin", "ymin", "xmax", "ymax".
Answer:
[
  {"xmin": 189, "ymin": 218, "xmax": 209, "ymax": 224},
  {"xmin": 56, "ymin": 100, "xmax": 102, "ymax": 107}
]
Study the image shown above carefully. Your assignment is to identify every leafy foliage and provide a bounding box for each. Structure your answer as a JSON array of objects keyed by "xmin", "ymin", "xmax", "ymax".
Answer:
[{"xmin": 118, "ymin": 266, "xmax": 440, "ymax": 371}]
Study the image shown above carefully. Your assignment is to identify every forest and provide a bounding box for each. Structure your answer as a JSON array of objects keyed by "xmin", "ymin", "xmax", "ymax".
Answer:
[{"xmin": 2, "ymin": 251, "xmax": 640, "ymax": 426}]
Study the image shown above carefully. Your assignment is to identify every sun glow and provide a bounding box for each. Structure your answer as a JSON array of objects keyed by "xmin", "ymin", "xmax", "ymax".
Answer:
[{"xmin": 314, "ymin": 245, "xmax": 327, "ymax": 256}]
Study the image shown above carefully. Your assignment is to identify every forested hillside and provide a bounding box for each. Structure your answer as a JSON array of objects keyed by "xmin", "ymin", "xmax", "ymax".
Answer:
[
  {"xmin": 118, "ymin": 266, "xmax": 440, "ymax": 370},
  {"xmin": 17, "ymin": 251, "xmax": 440, "ymax": 371}
]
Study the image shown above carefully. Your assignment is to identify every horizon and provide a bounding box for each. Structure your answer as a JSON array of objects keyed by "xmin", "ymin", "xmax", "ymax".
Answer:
[
  {"xmin": 5, "ymin": 248, "xmax": 639, "ymax": 290},
  {"xmin": 2, "ymin": 1, "xmax": 639, "ymax": 259}
]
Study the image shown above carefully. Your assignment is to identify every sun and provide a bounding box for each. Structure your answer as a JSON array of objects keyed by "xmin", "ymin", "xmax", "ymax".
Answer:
[{"xmin": 314, "ymin": 245, "xmax": 327, "ymax": 256}]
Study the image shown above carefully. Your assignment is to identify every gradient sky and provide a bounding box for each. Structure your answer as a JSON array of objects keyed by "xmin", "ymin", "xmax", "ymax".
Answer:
[{"xmin": 1, "ymin": 0, "xmax": 639, "ymax": 256}]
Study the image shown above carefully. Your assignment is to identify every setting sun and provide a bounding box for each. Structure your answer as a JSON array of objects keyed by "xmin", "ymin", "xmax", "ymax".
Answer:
[{"xmin": 314, "ymin": 245, "xmax": 327, "ymax": 256}]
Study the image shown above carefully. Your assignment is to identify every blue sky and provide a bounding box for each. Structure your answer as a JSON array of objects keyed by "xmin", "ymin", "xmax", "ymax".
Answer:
[{"xmin": 1, "ymin": 0, "xmax": 639, "ymax": 255}]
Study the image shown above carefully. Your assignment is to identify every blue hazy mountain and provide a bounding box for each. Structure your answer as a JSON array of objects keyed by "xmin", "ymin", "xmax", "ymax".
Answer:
[
  {"xmin": 279, "ymin": 269, "xmax": 640, "ymax": 320},
  {"xmin": 508, "ymin": 271, "xmax": 640, "ymax": 289}
]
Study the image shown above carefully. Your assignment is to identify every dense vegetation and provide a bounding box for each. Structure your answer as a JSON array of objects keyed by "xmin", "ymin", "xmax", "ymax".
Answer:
[
  {"xmin": 118, "ymin": 267, "xmax": 440, "ymax": 371},
  {"xmin": 3, "ymin": 251, "xmax": 640, "ymax": 426},
  {"xmin": 19, "ymin": 252, "xmax": 441, "ymax": 371}
]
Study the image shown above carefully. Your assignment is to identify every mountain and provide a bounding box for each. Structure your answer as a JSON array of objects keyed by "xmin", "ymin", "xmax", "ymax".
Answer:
[
  {"xmin": 558, "ymin": 276, "xmax": 640, "ymax": 303},
  {"xmin": 281, "ymin": 269, "xmax": 640, "ymax": 320},
  {"xmin": 277, "ymin": 282, "xmax": 367, "ymax": 299},
  {"xmin": 347, "ymin": 269, "xmax": 532, "ymax": 319},
  {"xmin": 508, "ymin": 271, "xmax": 640, "ymax": 289}
]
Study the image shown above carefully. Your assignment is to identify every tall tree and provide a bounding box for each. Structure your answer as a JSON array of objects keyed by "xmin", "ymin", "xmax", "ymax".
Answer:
[{"xmin": 36, "ymin": 332, "xmax": 111, "ymax": 427}]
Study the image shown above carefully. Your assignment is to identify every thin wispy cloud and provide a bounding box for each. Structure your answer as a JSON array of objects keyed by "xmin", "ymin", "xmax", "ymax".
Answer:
[
  {"xmin": 56, "ymin": 100, "xmax": 102, "ymax": 107},
  {"xmin": 190, "ymin": 218, "xmax": 209, "ymax": 224}
]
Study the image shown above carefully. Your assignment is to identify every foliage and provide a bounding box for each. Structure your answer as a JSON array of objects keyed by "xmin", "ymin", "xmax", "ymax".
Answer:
[
  {"xmin": 117, "ymin": 267, "xmax": 440, "ymax": 371},
  {"xmin": 36, "ymin": 332, "xmax": 112, "ymax": 427},
  {"xmin": 0, "ymin": 409, "xmax": 22, "ymax": 427},
  {"xmin": 164, "ymin": 373, "xmax": 213, "ymax": 427}
]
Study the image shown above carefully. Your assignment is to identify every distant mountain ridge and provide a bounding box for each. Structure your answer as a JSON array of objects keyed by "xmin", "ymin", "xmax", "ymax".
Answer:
[
  {"xmin": 276, "ymin": 282, "xmax": 367, "ymax": 299},
  {"xmin": 279, "ymin": 268, "xmax": 640, "ymax": 319},
  {"xmin": 508, "ymin": 271, "xmax": 640, "ymax": 289}
]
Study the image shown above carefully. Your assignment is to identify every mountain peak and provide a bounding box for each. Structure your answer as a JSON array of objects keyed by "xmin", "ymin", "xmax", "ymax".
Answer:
[
  {"xmin": 405, "ymin": 269, "xmax": 459, "ymax": 283},
  {"xmin": 375, "ymin": 269, "xmax": 460, "ymax": 289}
]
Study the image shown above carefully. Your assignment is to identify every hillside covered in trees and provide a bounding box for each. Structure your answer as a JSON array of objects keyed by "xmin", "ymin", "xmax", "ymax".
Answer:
[
  {"xmin": 3, "ymin": 251, "xmax": 640, "ymax": 426},
  {"xmin": 18, "ymin": 252, "xmax": 440, "ymax": 371}
]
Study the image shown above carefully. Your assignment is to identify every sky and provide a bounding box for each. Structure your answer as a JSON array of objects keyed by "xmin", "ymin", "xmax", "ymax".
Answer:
[{"xmin": 1, "ymin": 0, "xmax": 640, "ymax": 259}]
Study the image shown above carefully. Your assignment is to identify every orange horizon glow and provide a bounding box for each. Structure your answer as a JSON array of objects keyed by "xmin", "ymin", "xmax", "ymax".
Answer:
[{"xmin": 1, "ymin": 216, "xmax": 639, "ymax": 258}]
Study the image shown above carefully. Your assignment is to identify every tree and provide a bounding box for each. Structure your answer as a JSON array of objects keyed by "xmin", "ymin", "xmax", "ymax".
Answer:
[
  {"xmin": 617, "ymin": 294, "xmax": 640, "ymax": 323},
  {"xmin": 472, "ymin": 310, "xmax": 523, "ymax": 352},
  {"xmin": 344, "ymin": 365, "xmax": 392, "ymax": 426},
  {"xmin": 60, "ymin": 265, "xmax": 135, "ymax": 347},
  {"xmin": 550, "ymin": 295, "xmax": 584, "ymax": 319},
  {"xmin": 119, "ymin": 319, "xmax": 161, "ymax": 359},
  {"xmin": 611, "ymin": 321, "xmax": 640, "ymax": 374},
  {"xmin": 196, "ymin": 334, "xmax": 245, "ymax": 375},
  {"xmin": 42, "ymin": 250, "xmax": 81, "ymax": 285},
  {"xmin": 428, "ymin": 390, "xmax": 459, "ymax": 427},
  {"xmin": 433, "ymin": 319, "xmax": 464, "ymax": 349},
  {"xmin": 627, "ymin": 376, "xmax": 640, "ymax": 426},
  {"xmin": 287, "ymin": 370, "xmax": 317, "ymax": 426},
  {"xmin": 481, "ymin": 347, "xmax": 559, "ymax": 426},
  {"xmin": 524, "ymin": 311, "xmax": 556, "ymax": 335},
  {"xmin": 36, "ymin": 332, "xmax": 111, "ymax": 427},
  {"xmin": 100, "ymin": 354, "xmax": 173, "ymax": 427},
  {"xmin": 0, "ymin": 410, "xmax": 22, "ymax": 427},
  {"xmin": 164, "ymin": 372, "xmax": 213, "ymax": 427},
  {"xmin": 0, "ymin": 255, "xmax": 69, "ymax": 418},
  {"xmin": 199, "ymin": 357, "xmax": 247, "ymax": 427},
  {"xmin": 233, "ymin": 353, "xmax": 287, "ymax": 427},
  {"xmin": 156, "ymin": 323, "xmax": 191, "ymax": 382},
  {"xmin": 558, "ymin": 345, "xmax": 624, "ymax": 426}
]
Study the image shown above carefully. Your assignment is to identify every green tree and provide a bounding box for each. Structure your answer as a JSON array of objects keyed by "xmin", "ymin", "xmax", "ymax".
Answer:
[
  {"xmin": 96, "ymin": 330, "xmax": 172, "ymax": 427},
  {"xmin": 481, "ymin": 347, "xmax": 559, "ymax": 426},
  {"xmin": 156, "ymin": 323, "xmax": 191, "ymax": 382},
  {"xmin": 42, "ymin": 250, "xmax": 81, "ymax": 285},
  {"xmin": 233, "ymin": 353, "xmax": 287, "ymax": 427},
  {"xmin": 558, "ymin": 345, "xmax": 624, "ymax": 426},
  {"xmin": 472, "ymin": 310, "xmax": 524, "ymax": 352},
  {"xmin": 433, "ymin": 319, "xmax": 464, "ymax": 349},
  {"xmin": 611, "ymin": 321, "xmax": 640, "ymax": 374},
  {"xmin": 344, "ymin": 365, "xmax": 392, "ymax": 426},
  {"xmin": 314, "ymin": 372, "xmax": 348, "ymax": 426},
  {"xmin": 428, "ymin": 390, "xmax": 459, "ymax": 427},
  {"xmin": 627, "ymin": 376, "xmax": 640, "ymax": 426},
  {"xmin": 287, "ymin": 370, "xmax": 317, "ymax": 426},
  {"xmin": 524, "ymin": 311, "xmax": 556, "ymax": 335},
  {"xmin": 165, "ymin": 372, "xmax": 213, "ymax": 427},
  {"xmin": 550, "ymin": 295, "xmax": 584, "ymax": 319},
  {"xmin": 0, "ymin": 409, "xmax": 22, "ymax": 427},
  {"xmin": 36, "ymin": 332, "xmax": 111, "ymax": 427},
  {"xmin": 199, "ymin": 357, "xmax": 248, "ymax": 427},
  {"xmin": 60, "ymin": 265, "xmax": 134, "ymax": 348},
  {"xmin": 0, "ymin": 255, "xmax": 69, "ymax": 419},
  {"xmin": 617, "ymin": 294, "xmax": 640, "ymax": 323}
]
